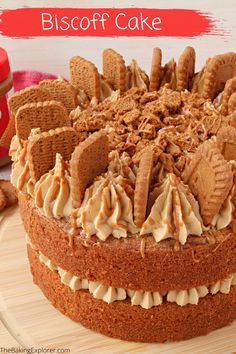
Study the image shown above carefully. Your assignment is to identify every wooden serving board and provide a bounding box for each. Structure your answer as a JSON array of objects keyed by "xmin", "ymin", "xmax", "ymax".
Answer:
[{"xmin": 0, "ymin": 207, "xmax": 236, "ymax": 354}]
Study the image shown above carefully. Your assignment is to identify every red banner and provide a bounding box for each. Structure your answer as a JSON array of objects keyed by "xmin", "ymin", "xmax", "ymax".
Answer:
[{"xmin": 0, "ymin": 8, "xmax": 223, "ymax": 38}]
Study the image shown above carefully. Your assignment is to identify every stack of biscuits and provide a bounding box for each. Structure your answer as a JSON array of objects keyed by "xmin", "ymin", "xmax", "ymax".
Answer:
[{"xmin": 8, "ymin": 47, "xmax": 236, "ymax": 342}]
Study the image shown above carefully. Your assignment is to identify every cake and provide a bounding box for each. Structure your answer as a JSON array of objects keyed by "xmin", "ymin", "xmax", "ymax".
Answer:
[{"xmin": 9, "ymin": 47, "xmax": 236, "ymax": 342}]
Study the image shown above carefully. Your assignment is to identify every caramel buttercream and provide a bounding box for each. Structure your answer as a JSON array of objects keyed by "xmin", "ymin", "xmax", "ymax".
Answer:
[
  {"xmin": 76, "ymin": 172, "xmax": 138, "ymax": 240},
  {"xmin": 10, "ymin": 129, "xmax": 40, "ymax": 193},
  {"xmin": 141, "ymin": 173, "xmax": 203, "ymax": 244},
  {"xmin": 34, "ymin": 153, "xmax": 72, "ymax": 219}
]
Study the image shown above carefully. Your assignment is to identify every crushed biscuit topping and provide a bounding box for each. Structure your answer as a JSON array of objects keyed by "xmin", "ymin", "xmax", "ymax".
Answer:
[{"xmin": 71, "ymin": 85, "xmax": 230, "ymax": 179}]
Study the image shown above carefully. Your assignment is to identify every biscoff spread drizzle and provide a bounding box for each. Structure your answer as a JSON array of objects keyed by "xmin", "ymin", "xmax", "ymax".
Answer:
[{"xmin": 140, "ymin": 173, "xmax": 203, "ymax": 244}]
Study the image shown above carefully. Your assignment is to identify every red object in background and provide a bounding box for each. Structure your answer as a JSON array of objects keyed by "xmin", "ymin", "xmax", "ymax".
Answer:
[
  {"xmin": 0, "ymin": 48, "xmax": 57, "ymax": 166},
  {"xmin": 12, "ymin": 70, "xmax": 57, "ymax": 91},
  {"xmin": 0, "ymin": 48, "xmax": 13, "ymax": 164},
  {"xmin": 0, "ymin": 48, "xmax": 11, "ymax": 81}
]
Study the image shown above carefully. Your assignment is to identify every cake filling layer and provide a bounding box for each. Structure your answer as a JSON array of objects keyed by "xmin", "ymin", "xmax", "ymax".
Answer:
[{"xmin": 28, "ymin": 240, "xmax": 236, "ymax": 309}]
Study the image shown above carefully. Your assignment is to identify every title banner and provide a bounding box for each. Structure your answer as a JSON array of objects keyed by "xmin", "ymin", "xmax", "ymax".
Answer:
[{"xmin": 0, "ymin": 8, "xmax": 223, "ymax": 38}]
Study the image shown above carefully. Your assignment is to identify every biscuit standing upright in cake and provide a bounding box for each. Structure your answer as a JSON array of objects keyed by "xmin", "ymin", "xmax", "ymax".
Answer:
[
  {"xmin": 8, "ymin": 85, "xmax": 52, "ymax": 117},
  {"xmin": 15, "ymin": 101, "xmax": 71, "ymax": 141},
  {"xmin": 5, "ymin": 86, "xmax": 53, "ymax": 147},
  {"xmin": 221, "ymin": 77, "xmax": 236, "ymax": 115},
  {"xmin": 70, "ymin": 131, "xmax": 109, "ymax": 209},
  {"xmin": 103, "ymin": 48, "xmax": 126, "ymax": 93},
  {"xmin": 193, "ymin": 52, "xmax": 236, "ymax": 99},
  {"xmin": 176, "ymin": 46, "xmax": 195, "ymax": 91},
  {"xmin": 27, "ymin": 127, "xmax": 78, "ymax": 183},
  {"xmin": 149, "ymin": 48, "xmax": 162, "ymax": 92},
  {"xmin": 182, "ymin": 140, "xmax": 233, "ymax": 225},
  {"xmin": 70, "ymin": 56, "xmax": 101, "ymax": 100},
  {"xmin": 39, "ymin": 78, "xmax": 78, "ymax": 114},
  {"xmin": 134, "ymin": 149, "xmax": 154, "ymax": 227}
]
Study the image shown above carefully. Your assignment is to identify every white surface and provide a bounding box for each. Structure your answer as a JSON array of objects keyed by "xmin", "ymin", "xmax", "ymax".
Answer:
[{"xmin": 0, "ymin": 0, "xmax": 235, "ymax": 78}]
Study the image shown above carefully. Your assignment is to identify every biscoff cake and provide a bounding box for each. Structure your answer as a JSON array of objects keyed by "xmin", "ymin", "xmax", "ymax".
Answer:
[{"xmin": 9, "ymin": 47, "xmax": 236, "ymax": 342}]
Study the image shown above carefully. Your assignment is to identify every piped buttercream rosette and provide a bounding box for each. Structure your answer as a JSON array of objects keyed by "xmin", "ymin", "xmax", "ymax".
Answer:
[
  {"xmin": 76, "ymin": 172, "xmax": 138, "ymax": 240},
  {"xmin": 140, "ymin": 173, "xmax": 203, "ymax": 244}
]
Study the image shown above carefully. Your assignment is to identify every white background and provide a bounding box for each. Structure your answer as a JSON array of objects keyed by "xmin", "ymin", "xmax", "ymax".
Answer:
[{"xmin": 0, "ymin": 0, "xmax": 235, "ymax": 78}]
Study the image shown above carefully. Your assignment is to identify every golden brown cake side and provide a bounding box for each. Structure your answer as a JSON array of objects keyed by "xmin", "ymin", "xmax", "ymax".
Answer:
[
  {"xmin": 28, "ymin": 245, "xmax": 236, "ymax": 343},
  {"xmin": 19, "ymin": 192, "xmax": 236, "ymax": 292}
]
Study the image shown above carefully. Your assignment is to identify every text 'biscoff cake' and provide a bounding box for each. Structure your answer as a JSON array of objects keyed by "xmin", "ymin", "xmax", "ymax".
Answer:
[{"xmin": 9, "ymin": 47, "xmax": 236, "ymax": 342}]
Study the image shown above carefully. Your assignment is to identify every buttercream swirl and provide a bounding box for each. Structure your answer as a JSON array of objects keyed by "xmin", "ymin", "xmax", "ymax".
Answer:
[
  {"xmin": 76, "ymin": 172, "xmax": 137, "ymax": 240},
  {"xmin": 127, "ymin": 289, "xmax": 163, "ymax": 309},
  {"xmin": 10, "ymin": 129, "xmax": 40, "ymax": 193},
  {"xmin": 37, "ymin": 247, "xmax": 236, "ymax": 309},
  {"xmin": 34, "ymin": 153, "xmax": 72, "ymax": 219},
  {"xmin": 167, "ymin": 286, "xmax": 208, "ymax": 306},
  {"xmin": 141, "ymin": 173, "xmax": 203, "ymax": 245}
]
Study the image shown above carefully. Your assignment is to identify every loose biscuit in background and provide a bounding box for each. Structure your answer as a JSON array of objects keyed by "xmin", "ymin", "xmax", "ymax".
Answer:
[
  {"xmin": 70, "ymin": 56, "xmax": 100, "ymax": 100},
  {"xmin": 15, "ymin": 100, "xmax": 70, "ymax": 141},
  {"xmin": 0, "ymin": 188, "xmax": 7, "ymax": 211},
  {"xmin": 70, "ymin": 131, "xmax": 109, "ymax": 209},
  {"xmin": 28, "ymin": 127, "xmax": 78, "ymax": 183},
  {"xmin": 103, "ymin": 48, "xmax": 126, "ymax": 93},
  {"xmin": 0, "ymin": 180, "xmax": 18, "ymax": 207},
  {"xmin": 182, "ymin": 140, "xmax": 233, "ymax": 225},
  {"xmin": 134, "ymin": 149, "xmax": 154, "ymax": 227}
]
